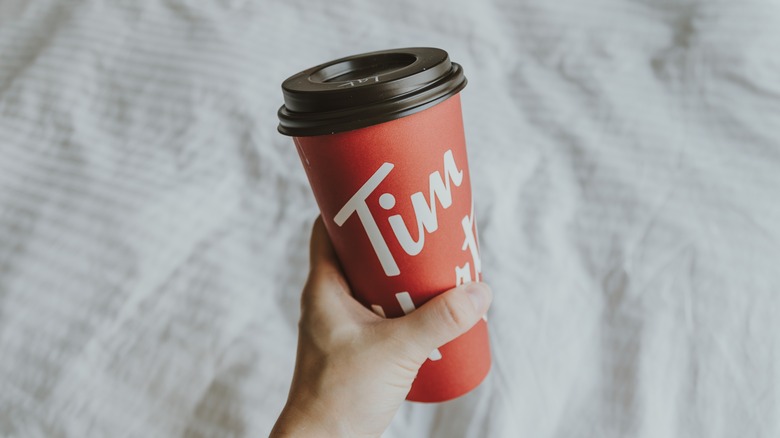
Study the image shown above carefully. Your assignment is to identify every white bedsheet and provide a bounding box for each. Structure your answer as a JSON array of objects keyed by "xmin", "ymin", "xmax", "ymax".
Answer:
[{"xmin": 2, "ymin": 1, "xmax": 780, "ymax": 437}]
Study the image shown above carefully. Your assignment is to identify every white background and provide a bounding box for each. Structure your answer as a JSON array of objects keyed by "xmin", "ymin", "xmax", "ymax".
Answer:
[{"xmin": 1, "ymin": 1, "xmax": 779, "ymax": 437}]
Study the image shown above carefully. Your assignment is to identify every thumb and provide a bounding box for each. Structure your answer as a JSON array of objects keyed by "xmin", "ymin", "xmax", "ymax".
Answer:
[{"xmin": 395, "ymin": 282, "xmax": 492, "ymax": 357}]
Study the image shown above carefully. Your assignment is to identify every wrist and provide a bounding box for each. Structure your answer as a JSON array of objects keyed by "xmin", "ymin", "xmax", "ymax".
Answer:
[{"xmin": 270, "ymin": 396, "xmax": 351, "ymax": 438}]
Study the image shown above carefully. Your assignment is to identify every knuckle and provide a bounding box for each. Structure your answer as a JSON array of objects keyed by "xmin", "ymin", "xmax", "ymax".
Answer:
[
  {"xmin": 437, "ymin": 294, "xmax": 470, "ymax": 331},
  {"xmin": 310, "ymin": 267, "xmax": 351, "ymax": 295}
]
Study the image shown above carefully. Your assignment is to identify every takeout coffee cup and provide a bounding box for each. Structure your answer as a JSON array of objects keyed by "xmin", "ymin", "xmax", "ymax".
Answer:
[{"xmin": 278, "ymin": 47, "xmax": 490, "ymax": 402}]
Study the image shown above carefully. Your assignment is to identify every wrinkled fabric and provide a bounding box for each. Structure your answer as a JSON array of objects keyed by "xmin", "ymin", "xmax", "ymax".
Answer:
[{"xmin": 1, "ymin": 1, "xmax": 779, "ymax": 437}]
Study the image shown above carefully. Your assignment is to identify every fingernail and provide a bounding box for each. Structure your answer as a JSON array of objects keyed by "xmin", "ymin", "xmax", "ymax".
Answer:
[{"xmin": 465, "ymin": 282, "xmax": 491, "ymax": 312}]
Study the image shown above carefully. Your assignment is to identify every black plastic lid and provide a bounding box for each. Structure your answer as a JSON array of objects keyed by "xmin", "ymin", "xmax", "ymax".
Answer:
[{"xmin": 278, "ymin": 47, "xmax": 466, "ymax": 136}]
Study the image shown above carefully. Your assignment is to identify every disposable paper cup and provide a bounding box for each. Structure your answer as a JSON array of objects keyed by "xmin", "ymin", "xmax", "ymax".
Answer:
[{"xmin": 278, "ymin": 48, "xmax": 490, "ymax": 403}]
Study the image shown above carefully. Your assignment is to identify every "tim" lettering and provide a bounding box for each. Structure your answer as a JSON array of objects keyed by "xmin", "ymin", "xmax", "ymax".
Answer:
[{"xmin": 333, "ymin": 150, "xmax": 464, "ymax": 277}]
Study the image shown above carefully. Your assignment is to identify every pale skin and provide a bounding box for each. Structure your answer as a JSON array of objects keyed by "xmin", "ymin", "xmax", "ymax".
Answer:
[{"xmin": 270, "ymin": 217, "xmax": 493, "ymax": 438}]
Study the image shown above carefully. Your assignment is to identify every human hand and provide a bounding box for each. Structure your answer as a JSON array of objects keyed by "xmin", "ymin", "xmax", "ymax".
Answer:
[{"xmin": 270, "ymin": 217, "xmax": 492, "ymax": 438}]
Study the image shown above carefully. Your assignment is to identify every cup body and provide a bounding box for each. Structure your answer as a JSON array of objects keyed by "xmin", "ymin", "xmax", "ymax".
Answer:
[{"xmin": 292, "ymin": 93, "xmax": 489, "ymax": 402}]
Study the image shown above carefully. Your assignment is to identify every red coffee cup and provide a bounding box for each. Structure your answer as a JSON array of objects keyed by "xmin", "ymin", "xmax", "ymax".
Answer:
[{"xmin": 278, "ymin": 48, "xmax": 489, "ymax": 403}]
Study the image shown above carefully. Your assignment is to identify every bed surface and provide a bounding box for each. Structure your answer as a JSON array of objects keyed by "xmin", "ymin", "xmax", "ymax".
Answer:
[{"xmin": 1, "ymin": 1, "xmax": 779, "ymax": 437}]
